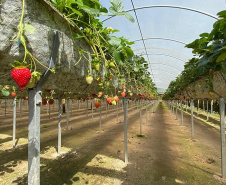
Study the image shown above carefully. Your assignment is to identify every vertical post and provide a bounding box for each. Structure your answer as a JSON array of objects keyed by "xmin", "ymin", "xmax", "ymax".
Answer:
[
  {"xmin": 123, "ymin": 97, "xmax": 128, "ymax": 164},
  {"xmin": 191, "ymin": 99, "xmax": 194, "ymax": 139},
  {"xmin": 220, "ymin": 97, "xmax": 226, "ymax": 178},
  {"xmin": 173, "ymin": 100, "xmax": 175, "ymax": 114},
  {"xmin": 207, "ymin": 100, "xmax": 209, "ymax": 121},
  {"xmin": 86, "ymin": 100, "xmax": 89, "ymax": 116},
  {"xmin": 116, "ymin": 101, "xmax": 119, "ymax": 123},
  {"xmin": 19, "ymin": 99, "xmax": 22, "ymax": 119},
  {"xmin": 28, "ymin": 89, "xmax": 41, "ymax": 185},
  {"xmin": 197, "ymin": 99, "xmax": 199, "ymax": 117},
  {"xmin": 211, "ymin": 100, "xmax": 213, "ymax": 114},
  {"xmin": 91, "ymin": 99, "xmax": 94, "ymax": 122},
  {"xmin": 139, "ymin": 99, "xmax": 142, "ymax": 135},
  {"xmin": 66, "ymin": 99, "xmax": 70, "ymax": 130},
  {"xmin": 13, "ymin": 97, "xmax": 17, "ymax": 148},
  {"xmin": 175, "ymin": 100, "xmax": 178, "ymax": 120},
  {"xmin": 58, "ymin": 98, "xmax": 62, "ymax": 154},
  {"xmin": 48, "ymin": 102, "xmax": 51, "ymax": 120},
  {"xmin": 181, "ymin": 100, "xmax": 183, "ymax": 126},
  {"xmin": 5, "ymin": 99, "xmax": 7, "ymax": 117},
  {"xmin": 146, "ymin": 100, "xmax": 148, "ymax": 125},
  {"xmin": 106, "ymin": 101, "xmax": 108, "ymax": 117},
  {"xmin": 203, "ymin": 100, "xmax": 205, "ymax": 113},
  {"xmin": 99, "ymin": 104, "xmax": 102, "ymax": 131},
  {"xmin": 186, "ymin": 101, "xmax": 188, "ymax": 112}
]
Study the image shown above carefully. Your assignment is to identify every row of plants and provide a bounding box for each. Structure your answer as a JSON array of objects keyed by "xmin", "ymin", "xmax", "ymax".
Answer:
[
  {"xmin": 1, "ymin": 0, "xmax": 158, "ymax": 105},
  {"xmin": 163, "ymin": 10, "xmax": 226, "ymax": 100}
]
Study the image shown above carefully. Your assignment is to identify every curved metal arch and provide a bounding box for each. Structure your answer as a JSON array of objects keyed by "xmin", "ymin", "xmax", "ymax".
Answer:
[
  {"xmin": 147, "ymin": 53, "xmax": 187, "ymax": 63},
  {"xmin": 103, "ymin": 5, "xmax": 219, "ymax": 22},
  {"xmin": 135, "ymin": 47, "xmax": 191, "ymax": 59},
  {"xmin": 133, "ymin": 37, "xmax": 187, "ymax": 45},
  {"xmin": 152, "ymin": 70, "xmax": 179, "ymax": 77},
  {"xmin": 150, "ymin": 63, "xmax": 182, "ymax": 72}
]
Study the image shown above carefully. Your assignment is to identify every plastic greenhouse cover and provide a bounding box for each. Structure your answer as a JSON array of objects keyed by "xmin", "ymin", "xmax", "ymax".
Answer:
[{"xmin": 99, "ymin": 0, "xmax": 226, "ymax": 92}]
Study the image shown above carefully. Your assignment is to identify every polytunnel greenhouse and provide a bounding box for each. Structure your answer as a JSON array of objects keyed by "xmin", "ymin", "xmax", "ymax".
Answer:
[{"xmin": 1, "ymin": 0, "xmax": 226, "ymax": 184}]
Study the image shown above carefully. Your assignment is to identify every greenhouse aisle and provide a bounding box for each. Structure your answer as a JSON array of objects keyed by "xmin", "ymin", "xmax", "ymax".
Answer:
[
  {"xmin": 0, "ymin": 101, "xmax": 225, "ymax": 185},
  {"xmin": 122, "ymin": 101, "xmax": 224, "ymax": 185}
]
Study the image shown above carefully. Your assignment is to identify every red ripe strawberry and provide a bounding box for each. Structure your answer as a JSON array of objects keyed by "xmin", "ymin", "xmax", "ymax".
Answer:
[
  {"xmin": 24, "ymin": 97, "xmax": 28, "ymax": 100},
  {"xmin": 107, "ymin": 97, "xmax": 113, "ymax": 105},
  {"xmin": 121, "ymin": 92, "xmax": 126, "ymax": 97},
  {"xmin": 209, "ymin": 69, "xmax": 213, "ymax": 74},
  {"xmin": 94, "ymin": 99, "xmax": 101, "ymax": 108},
  {"xmin": 46, "ymin": 89, "xmax": 51, "ymax": 93},
  {"xmin": 138, "ymin": 86, "xmax": 141, "ymax": 89},
  {"xmin": 42, "ymin": 98, "xmax": 47, "ymax": 105},
  {"xmin": 92, "ymin": 93, "xmax": 96, "ymax": 98},
  {"xmin": 122, "ymin": 85, "xmax": 126, "ymax": 89},
  {"xmin": 114, "ymin": 96, "xmax": 119, "ymax": 102},
  {"xmin": 138, "ymin": 93, "xmax": 142, "ymax": 96},
  {"xmin": 11, "ymin": 67, "xmax": 31, "ymax": 91},
  {"xmin": 11, "ymin": 92, "xmax": 16, "ymax": 97},
  {"xmin": 48, "ymin": 99, "xmax": 54, "ymax": 105}
]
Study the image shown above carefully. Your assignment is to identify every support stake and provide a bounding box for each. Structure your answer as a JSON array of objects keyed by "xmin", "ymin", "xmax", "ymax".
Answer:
[
  {"xmin": 13, "ymin": 97, "xmax": 16, "ymax": 148},
  {"xmin": 123, "ymin": 97, "xmax": 128, "ymax": 164},
  {"xmin": 220, "ymin": 97, "xmax": 226, "ymax": 179}
]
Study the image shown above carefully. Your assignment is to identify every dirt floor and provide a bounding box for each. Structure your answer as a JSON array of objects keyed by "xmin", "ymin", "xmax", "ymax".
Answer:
[{"xmin": 0, "ymin": 99, "xmax": 226, "ymax": 185}]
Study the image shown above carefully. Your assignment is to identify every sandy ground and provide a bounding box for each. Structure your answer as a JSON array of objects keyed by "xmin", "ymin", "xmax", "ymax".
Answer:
[{"xmin": 0, "ymin": 99, "xmax": 226, "ymax": 185}]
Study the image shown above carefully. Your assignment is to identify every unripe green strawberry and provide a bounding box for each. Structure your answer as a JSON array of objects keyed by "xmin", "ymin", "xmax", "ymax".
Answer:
[
  {"xmin": 11, "ymin": 67, "xmax": 31, "ymax": 91},
  {"xmin": 86, "ymin": 76, "xmax": 93, "ymax": 84},
  {"xmin": 111, "ymin": 99, "xmax": 116, "ymax": 105},
  {"xmin": 109, "ymin": 62, "xmax": 115, "ymax": 68}
]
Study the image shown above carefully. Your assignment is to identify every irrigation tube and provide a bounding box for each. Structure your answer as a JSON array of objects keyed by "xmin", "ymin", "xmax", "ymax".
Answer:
[
  {"xmin": 123, "ymin": 97, "xmax": 128, "ymax": 164},
  {"xmin": 175, "ymin": 100, "xmax": 178, "ymax": 120},
  {"xmin": 116, "ymin": 101, "xmax": 119, "ymax": 123},
  {"xmin": 146, "ymin": 100, "xmax": 148, "ymax": 125}
]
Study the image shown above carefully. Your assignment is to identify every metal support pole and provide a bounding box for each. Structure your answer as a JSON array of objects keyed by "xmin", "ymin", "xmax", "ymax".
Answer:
[
  {"xmin": 145, "ymin": 100, "xmax": 148, "ymax": 125},
  {"xmin": 123, "ymin": 97, "xmax": 128, "ymax": 164},
  {"xmin": 91, "ymin": 99, "xmax": 94, "ymax": 122},
  {"xmin": 28, "ymin": 89, "xmax": 41, "ymax": 185},
  {"xmin": 86, "ymin": 100, "xmax": 89, "ymax": 116},
  {"xmin": 28, "ymin": 31, "xmax": 60, "ymax": 185},
  {"xmin": 207, "ymin": 100, "xmax": 209, "ymax": 121},
  {"xmin": 19, "ymin": 99, "xmax": 22, "ymax": 119},
  {"xmin": 99, "ymin": 104, "xmax": 102, "ymax": 131},
  {"xmin": 211, "ymin": 100, "xmax": 213, "ymax": 114},
  {"xmin": 48, "ymin": 103, "xmax": 51, "ymax": 119},
  {"xmin": 181, "ymin": 100, "xmax": 183, "ymax": 126},
  {"xmin": 203, "ymin": 100, "xmax": 205, "ymax": 113},
  {"xmin": 66, "ymin": 99, "xmax": 70, "ymax": 130},
  {"xmin": 13, "ymin": 97, "xmax": 16, "ymax": 148},
  {"xmin": 220, "ymin": 98, "xmax": 226, "ymax": 178},
  {"xmin": 197, "ymin": 99, "xmax": 199, "ymax": 117},
  {"xmin": 175, "ymin": 100, "xmax": 178, "ymax": 120},
  {"xmin": 139, "ymin": 99, "xmax": 142, "ymax": 135},
  {"xmin": 116, "ymin": 101, "xmax": 119, "ymax": 123},
  {"xmin": 173, "ymin": 100, "xmax": 175, "ymax": 114},
  {"xmin": 5, "ymin": 99, "xmax": 7, "ymax": 117},
  {"xmin": 58, "ymin": 98, "xmax": 62, "ymax": 154},
  {"xmin": 191, "ymin": 99, "xmax": 194, "ymax": 139}
]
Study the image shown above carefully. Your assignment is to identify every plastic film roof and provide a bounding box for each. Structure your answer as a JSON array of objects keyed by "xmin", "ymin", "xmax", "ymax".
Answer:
[{"xmin": 99, "ymin": 0, "xmax": 226, "ymax": 93}]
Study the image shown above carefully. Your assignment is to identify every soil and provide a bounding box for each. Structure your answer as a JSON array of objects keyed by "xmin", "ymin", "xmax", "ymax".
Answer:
[{"xmin": 0, "ymin": 100, "xmax": 226, "ymax": 185}]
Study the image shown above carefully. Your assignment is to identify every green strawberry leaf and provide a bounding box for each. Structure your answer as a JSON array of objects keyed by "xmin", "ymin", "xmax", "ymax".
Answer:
[
  {"xmin": 24, "ymin": 23, "xmax": 35, "ymax": 34},
  {"xmin": 1, "ymin": 89, "xmax": 10, "ymax": 96}
]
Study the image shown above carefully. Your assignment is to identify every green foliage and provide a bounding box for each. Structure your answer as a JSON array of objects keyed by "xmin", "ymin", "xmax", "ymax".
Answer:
[{"xmin": 163, "ymin": 10, "xmax": 226, "ymax": 100}]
